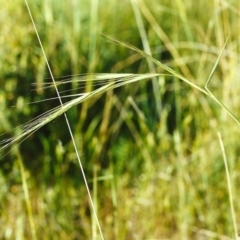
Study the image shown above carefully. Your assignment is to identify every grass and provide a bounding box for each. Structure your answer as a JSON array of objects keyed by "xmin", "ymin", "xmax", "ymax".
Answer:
[{"xmin": 0, "ymin": 0, "xmax": 240, "ymax": 239}]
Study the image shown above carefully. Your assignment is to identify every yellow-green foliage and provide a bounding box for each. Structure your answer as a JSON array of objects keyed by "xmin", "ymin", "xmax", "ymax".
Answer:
[{"xmin": 0, "ymin": 0, "xmax": 240, "ymax": 239}]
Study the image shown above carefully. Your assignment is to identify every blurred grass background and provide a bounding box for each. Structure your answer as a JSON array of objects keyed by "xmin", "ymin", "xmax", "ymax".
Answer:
[{"xmin": 0, "ymin": 0, "xmax": 240, "ymax": 239}]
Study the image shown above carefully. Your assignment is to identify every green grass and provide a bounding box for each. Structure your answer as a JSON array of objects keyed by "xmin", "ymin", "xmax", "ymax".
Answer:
[{"xmin": 0, "ymin": 0, "xmax": 240, "ymax": 239}]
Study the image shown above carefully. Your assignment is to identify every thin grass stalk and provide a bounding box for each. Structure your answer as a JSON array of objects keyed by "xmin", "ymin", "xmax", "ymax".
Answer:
[
  {"xmin": 174, "ymin": 130, "xmax": 187, "ymax": 239},
  {"xmin": 130, "ymin": 0, "xmax": 162, "ymax": 118},
  {"xmin": 24, "ymin": 1, "xmax": 104, "ymax": 239},
  {"xmin": 16, "ymin": 148, "xmax": 37, "ymax": 240},
  {"xmin": 92, "ymin": 164, "xmax": 98, "ymax": 240},
  {"xmin": 204, "ymin": 37, "xmax": 240, "ymax": 127},
  {"xmin": 136, "ymin": 0, "xmax": 193, "ymax": 79},
  {"xmin": 218, "ymin": 132, "xmax": 238, "ymax": 239},
  {"xmin": 103, "ymin": 34, "xmax": 209, "ymax": 95},
  {"xmin": 103, "ymin": 34, "xmax": 240, "ymax": 127},
  {"xmin": 110, "ymin": 162, "xmax": 119, "ymax": 240}
]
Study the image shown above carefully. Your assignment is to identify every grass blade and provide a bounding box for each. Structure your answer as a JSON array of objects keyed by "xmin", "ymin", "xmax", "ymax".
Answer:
[
  {"xmin": 103, "ymin": 34, "xmax": 240, "ymax": 127},
  {"xmin": 103, "ymin": 34, "xmax": 209, "ymax": 95},
  {"xmin": 218, "ymin": 132, "xmax": 238, "ymax": 239}
]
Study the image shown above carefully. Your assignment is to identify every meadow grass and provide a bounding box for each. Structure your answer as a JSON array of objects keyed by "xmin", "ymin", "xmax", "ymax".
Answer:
[{"xmin": 0, "ymin": 0, "xmax": 240, "ymax": 239}]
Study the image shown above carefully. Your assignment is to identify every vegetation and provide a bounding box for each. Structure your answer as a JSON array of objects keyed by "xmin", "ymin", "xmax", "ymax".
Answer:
[{"xmin": 0, "ymin": 0, "xmax": 240, "ymax": 239}]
